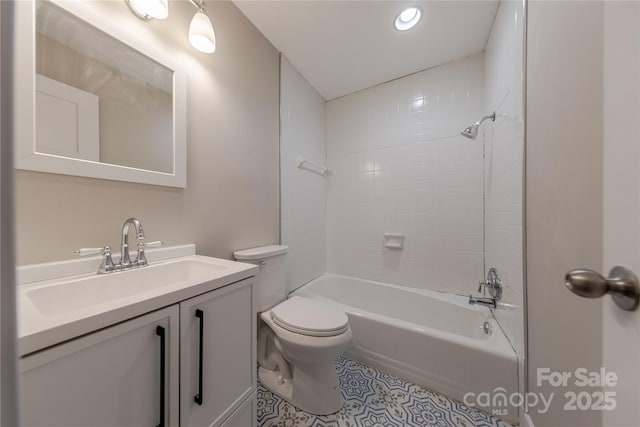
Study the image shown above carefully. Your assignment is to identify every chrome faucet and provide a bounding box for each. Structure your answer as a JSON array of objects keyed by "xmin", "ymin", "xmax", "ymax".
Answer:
[
  {"xmin": 469, "ymin": 267, "xmax": 502, "ymax": 309},
  {"xmin": 76, "ymin": 218, "xmax": 162, "ymax": 274}
]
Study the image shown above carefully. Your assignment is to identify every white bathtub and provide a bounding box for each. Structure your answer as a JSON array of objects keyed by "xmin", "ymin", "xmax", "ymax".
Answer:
[{"xmin": 293, "ymin": 273, "xmax": 518, "ymax": 422}]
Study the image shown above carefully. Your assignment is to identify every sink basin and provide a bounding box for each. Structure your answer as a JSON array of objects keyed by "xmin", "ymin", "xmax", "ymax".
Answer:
[
  {"xmin": 26, "ymin": 259, "xmax": 228, "ymax": 316},
  {"xmin": 17, "ymin": 247, "xmax": 259, "ymax": 357}
]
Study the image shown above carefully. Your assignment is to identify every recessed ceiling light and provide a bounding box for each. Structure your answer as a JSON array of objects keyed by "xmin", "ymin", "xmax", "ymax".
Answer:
[{"xmin": 394, "ymin": 7, "xmax": 422, "ymax": 31}]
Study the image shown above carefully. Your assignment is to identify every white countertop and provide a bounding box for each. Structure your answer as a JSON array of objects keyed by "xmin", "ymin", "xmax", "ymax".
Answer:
[{"xmin": 17, "ymin": 246, "xmax": 258, "ymax": 356}]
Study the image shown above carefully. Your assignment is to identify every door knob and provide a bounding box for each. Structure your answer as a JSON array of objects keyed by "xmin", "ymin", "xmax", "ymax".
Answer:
[{"xmin": 565, "ymin": 266, "xmax": 640, "ymax": 311}]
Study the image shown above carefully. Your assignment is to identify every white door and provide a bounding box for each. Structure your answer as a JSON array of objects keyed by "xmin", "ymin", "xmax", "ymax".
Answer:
[{"xmin": 601, "ymin": 2, "xmax": 640, "ymax": 426}]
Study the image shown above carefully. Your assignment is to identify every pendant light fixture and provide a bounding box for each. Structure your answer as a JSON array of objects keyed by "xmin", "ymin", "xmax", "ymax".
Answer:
[
  {"xmin": 126, "ymin": 0, "xmax": 169, "ymax": 20},
  {"xmin": 188, "ymin": 1, "xmax": 216, "ymax": 54},
  {"xmin": 126, "ymin": 0, "xmax": 216, "ymax": 54}
]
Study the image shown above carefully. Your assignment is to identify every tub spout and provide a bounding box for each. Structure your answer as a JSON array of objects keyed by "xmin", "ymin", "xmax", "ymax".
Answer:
[{"xmin": 468, "ymin": 295, "xmax": 497, "ymax": 309}]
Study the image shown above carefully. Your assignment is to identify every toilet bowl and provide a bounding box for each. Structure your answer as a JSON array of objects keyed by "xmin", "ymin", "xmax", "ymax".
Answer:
[
  {"xmin": 258, "ymin": 296, "xmax": 352, "ymax": 415},
  {"xmin": 233, "ymin": 246, "xmax": 352, "ymax": 415}
]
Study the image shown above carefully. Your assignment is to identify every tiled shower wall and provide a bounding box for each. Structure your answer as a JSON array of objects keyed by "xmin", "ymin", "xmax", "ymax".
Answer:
[
  {"xmin": 280, "ymin": 56, "xmax": 327, "ymax": 292},
  {"xmin": 483, "ymin": 0, "xmax": 525, "ymax": 390},
  {"xmin": 326, "ymin": 54, "xmax": 486, "ymax": 295}
]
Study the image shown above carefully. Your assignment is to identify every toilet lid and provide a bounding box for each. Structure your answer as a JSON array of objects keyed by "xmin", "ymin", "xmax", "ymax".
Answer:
[{"xmin": 271, "ymin": 296, "xmax": 349, "ymax": 337}]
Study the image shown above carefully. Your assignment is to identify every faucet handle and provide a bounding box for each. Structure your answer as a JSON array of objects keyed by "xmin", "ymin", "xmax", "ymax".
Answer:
[
  {"xmin": 477, "ymin": 280, "xmax": 485, "ymax": 292},
  {"xmin": 75, "ymin": 246, "xmax": 110, "ymax": 256},
  {"xmin": 76, "ymin": 246, "xmax": 116, "ymax": 274},
  {"xmin": 135, "ymin": 241, "xmax": 163, "ymax": 267}
]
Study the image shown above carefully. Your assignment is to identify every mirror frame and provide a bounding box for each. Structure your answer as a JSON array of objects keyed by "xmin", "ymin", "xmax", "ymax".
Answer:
[{"xmin": 15, "ymin": 0, "xmax": 187, "ymax": 188}]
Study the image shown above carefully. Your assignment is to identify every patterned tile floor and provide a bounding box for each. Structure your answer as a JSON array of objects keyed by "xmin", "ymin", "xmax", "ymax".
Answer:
[{"xmin": 257, "ymin": 356, "xmax": 513, "ymax": 427}]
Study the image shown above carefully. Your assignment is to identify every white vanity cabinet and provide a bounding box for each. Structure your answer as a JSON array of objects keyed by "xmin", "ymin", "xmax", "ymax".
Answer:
[
  {"xmin": 221, "ymin": 393, "xmax": 257, "ymax": 427},
  {"xmin": 20, "ymin": 306, "xmax": 180, "ymax": 427},
  {"xmin": 20, "ymin": 276, "xmax": 257, "ymax": 427},
  {"xmin": 180, "ymin": 278, "xmax": 256, "ymax": 427}
]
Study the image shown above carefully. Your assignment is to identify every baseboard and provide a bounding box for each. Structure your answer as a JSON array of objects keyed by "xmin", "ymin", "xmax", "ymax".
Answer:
[{"xmin": 520, "ymin": 411, "xmax": 535, "ymax": 427}]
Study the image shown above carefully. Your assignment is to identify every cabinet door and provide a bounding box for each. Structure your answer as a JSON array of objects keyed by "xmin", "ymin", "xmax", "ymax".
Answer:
[
  {"xmin": 20, "ymin": 306, "xmax": 180, "ymax": 427},
  {"xmin": 180, "ymin": 278, "xmax": 256, "ymax": 427}
]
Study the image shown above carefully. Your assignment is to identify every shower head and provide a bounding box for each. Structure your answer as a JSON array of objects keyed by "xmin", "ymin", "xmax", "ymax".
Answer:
[
  {"xmin": 461, "ymin": 112, "xmax": 496, "ymax": 140},
  {"xmin": 461, "ymin": 124, "xmax": 479, "ymax": 139}
]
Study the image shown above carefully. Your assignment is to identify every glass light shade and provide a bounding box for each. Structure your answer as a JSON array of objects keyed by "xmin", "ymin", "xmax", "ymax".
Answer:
[
  {"xmin": 128, "ymin": 0, "xmax": 169, "ymax": 20},
  {"xmin": 189, "ymin": 11, "xmax": 216, "ymax": 53},
  {"xmin": 394, "ymin": 7, "xmax": 422, "ymax": 31}
]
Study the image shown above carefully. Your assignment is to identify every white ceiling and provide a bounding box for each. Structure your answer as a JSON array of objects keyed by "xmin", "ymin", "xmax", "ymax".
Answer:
[{"xmin": 234, "ymin": 1, "xmax": 500, "ymax": 100}]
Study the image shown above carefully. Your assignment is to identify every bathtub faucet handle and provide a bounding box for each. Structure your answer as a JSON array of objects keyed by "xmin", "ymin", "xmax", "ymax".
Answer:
[
  {"xmin": 485, "ymin": 267, "xmax": 503, "ymax": 300},
  {"xmin": 470, "ymin": 268, "xmax": 503, "ymax": 309}
]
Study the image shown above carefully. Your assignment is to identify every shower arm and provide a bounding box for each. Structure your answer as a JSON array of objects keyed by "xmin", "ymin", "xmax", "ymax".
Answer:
[{"xmin": 475, "ymin": 112, "xmax": 496, "ymax": 127}]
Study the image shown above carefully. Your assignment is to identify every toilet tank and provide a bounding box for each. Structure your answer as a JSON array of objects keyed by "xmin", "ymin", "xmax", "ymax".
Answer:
[{"xmin": 233, "ymin": 245, "xmax": 288, "ymax": 312}]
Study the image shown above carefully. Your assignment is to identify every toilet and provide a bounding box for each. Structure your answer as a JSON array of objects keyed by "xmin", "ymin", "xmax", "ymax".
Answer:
[{"xmin": 233, "ymin": 245, "xmax": 352, "ymax": 415}]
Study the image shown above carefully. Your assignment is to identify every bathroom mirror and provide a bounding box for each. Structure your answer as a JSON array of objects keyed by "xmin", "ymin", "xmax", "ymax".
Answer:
[{"xmin": 14, "ymin": 0, "xmax": 187, "ymax": 188}]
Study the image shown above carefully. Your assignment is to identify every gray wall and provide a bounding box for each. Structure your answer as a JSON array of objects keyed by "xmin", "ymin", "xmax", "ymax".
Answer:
[
  {"xmin": 526, "ymin": 1, "xmax": 603, "ymax": 426},
  {"xmin": 16, "ymin": 0, "xmax": 280, "ymax": 265}
]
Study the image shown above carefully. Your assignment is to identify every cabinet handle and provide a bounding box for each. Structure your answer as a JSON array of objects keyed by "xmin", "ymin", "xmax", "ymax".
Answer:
[
  {"xmin": 194, "ymin": 309, "xmax": 204, "ymax": 406},
  {"xmin": 156, "ymin": 326, "xmax": 166, "ymax": 427}
]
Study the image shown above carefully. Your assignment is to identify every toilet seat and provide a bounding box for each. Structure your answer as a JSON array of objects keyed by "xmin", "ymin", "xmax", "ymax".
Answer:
[{"xmin": 270, "ymin": 296, "xmax": 349, "ymax": 337}]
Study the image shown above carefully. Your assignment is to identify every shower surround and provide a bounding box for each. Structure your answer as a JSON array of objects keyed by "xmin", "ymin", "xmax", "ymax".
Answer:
[
  {"xmin": 326, "ymin": 54, "xmax": 486, "ymax": 296},
  {"xmin": 324, "ymin": 1, "xmax": 525, "ymax": 393}
]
